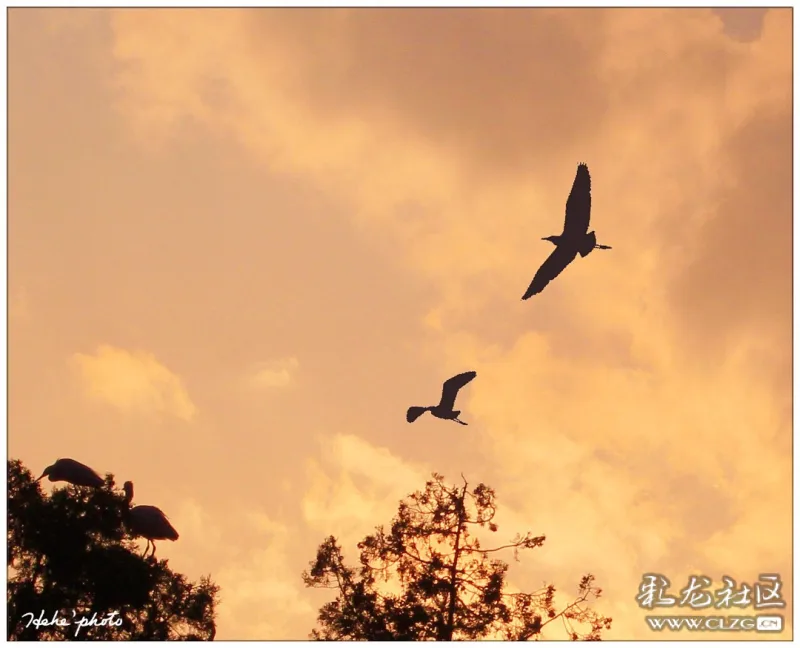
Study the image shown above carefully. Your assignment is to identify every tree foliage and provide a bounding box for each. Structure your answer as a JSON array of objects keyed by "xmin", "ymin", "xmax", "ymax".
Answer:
[
  {"xmin": 303, "ymin": 473, "xmax": 612, "ymax": 640},
  {"xmin": 7, "ymin": 459, "xmax": 220, "ymax": 641}
]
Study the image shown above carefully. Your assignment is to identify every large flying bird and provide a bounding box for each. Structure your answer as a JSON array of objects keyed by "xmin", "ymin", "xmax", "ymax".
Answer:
[
  {"xmin": 522, "ymin": 163, "xmax": 611, "ymax": 299},
  {"xmin": 406, "ymin": 371, "xmax": 477, "ymax": 426}
]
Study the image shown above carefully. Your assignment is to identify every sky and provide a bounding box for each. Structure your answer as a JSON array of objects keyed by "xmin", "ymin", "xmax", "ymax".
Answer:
[{"xmin": 8, "ymin": 7, "xmax": 792, "ymax": 641}]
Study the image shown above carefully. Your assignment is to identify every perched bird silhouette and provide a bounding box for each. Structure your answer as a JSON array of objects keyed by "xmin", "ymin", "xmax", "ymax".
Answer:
[
  {"xmin": 521, "ymin": 163, "xmax": 612, "ymax": 299},
  {"xmin": 37, "ymin": 458, "xmax": 104, "ymax": 488},
  {"xmin": 406, "ymin": 371, "xmax": 477, "ymax": 426},
  {"xmin": 123, "ymin": 481, "xmax": 179, "ymax": 559}
]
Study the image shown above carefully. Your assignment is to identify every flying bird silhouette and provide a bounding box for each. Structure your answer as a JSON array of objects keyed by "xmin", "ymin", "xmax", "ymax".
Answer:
[
  {"xmin": 406, "ymin": 371, "xmax": 477, "ymax": 426},
  {"xmin": 521, "ymin": 163, "xmax": 611, "ymax": 299},
  {"xmin": 123, "ymin": 481, "xmax": 179, "ymax": 559},
  {"xmin": 37, "ymin": 458, "xmax": 104, "ymax": 488}
]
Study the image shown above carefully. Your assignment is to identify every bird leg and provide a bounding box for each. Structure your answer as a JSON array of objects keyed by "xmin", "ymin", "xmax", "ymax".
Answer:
[
  {"xmin": 142, "ymin": 540, "xmax": 151, "ymax": 558},
  {"xmin": 453, "ymin": 418, "xmax": 468, "ymax": 426},
  {"xmin": 594, "ymin": 244, "xmax": 612, "ymax": 250},
  {"xmin": 149, "ymin": 541, "xmax": 157, "ymax": 560}
]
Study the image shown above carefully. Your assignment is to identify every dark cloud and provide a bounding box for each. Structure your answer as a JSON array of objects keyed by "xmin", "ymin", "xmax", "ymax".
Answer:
[
  {"xmin": 714, "ymin": 7, "xmax": 769, "ymax": 42},
  {"xmin": 668, "ymin": 111, "xmax": 791, "ymax": 355},
  {"xmin": 249, "ymin": 9, "xmax": 611, "ymax": 179}
]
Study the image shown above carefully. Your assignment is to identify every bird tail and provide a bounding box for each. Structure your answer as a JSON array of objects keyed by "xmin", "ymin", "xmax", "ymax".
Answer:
[
  {"xmin": 87, "ymin": 474, "xmax": 105, "ymax": 488},
  {"xmin": 406, "ymin": 406, "xmax": 429, "ymax": 423},
  {"xmin": 579, "ymin": 231, "xmax": 597, "ymax": 257}
]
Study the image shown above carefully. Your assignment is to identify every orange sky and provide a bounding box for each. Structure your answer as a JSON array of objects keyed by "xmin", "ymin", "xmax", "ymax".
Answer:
[{"xmin": 8, "ymin": 7, "xmax": 792, "ymax": 641}]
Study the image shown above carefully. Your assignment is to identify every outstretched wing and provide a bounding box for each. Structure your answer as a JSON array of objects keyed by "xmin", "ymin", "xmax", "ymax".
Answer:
[
  {"xmin": 562, "ymin": 163, "xmax": 591, "ymax": 236},
  {"xmin": 406, "ymin": 406, "xmax": 428, "ymax": 423},
  {"xmin": 521, "ymin": 246, "xmax": 578, "ymax": 299},
  {"xmin": 439, "ymin": 371, "xmax": 477, "ymax": 410}
]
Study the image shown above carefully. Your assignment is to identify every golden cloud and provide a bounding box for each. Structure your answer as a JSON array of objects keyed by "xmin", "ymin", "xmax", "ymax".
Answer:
[
  {"xmin": 303, "ymin": 433, "xmax": 428, "ymax": 544},
  {"xmin": 71, "ymin": 344, "xmax": 197, "ymax": 421},
  {"xmin": 103, "ymin": 7, "xmax": 791, "ymax": 640},
  {"xmin": 248, "ymin": 356, "xmax": 300, "ymax": 389},
  {"xmin": 170, "ymin": 500, "xmax": 315, "ymax": 640}
]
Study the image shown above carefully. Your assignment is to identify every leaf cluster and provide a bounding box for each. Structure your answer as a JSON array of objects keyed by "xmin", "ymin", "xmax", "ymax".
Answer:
[{"xmin": 303, "ymin": 473, "xmax": 612, "ymax": 640}]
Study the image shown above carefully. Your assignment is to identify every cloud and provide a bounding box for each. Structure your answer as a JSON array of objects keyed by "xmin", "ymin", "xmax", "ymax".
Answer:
[
  {"xmin": 303, "ymin": 433, "xmax": 428, "ymax": 545},
  {"xmin": 71, "ymin": 344, "xmax": 197, "ymax": 421},
  {"xmin": 170, "ymin": 499, "xmax": 315, "ymax": 640},
  {"xmin": 432, "ymin": 314, "xmax": 791, "ymax": 638},
  {"xmin": 212, "ymin": 514, "xmax": 316, "ymax": 639},
  {"xmin": 247, "ymin": 356, "xmax": 299, "ymax": 389},
  {"xmin": 104, "ymin": 7, "xmax": 791, "ymax": 639},
  {"xmin": 106, "ymin": 9, "xmax": 790, "ymax": 339}
]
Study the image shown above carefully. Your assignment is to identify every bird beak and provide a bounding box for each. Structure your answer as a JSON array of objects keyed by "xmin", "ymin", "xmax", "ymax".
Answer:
[
  {"xmin": 36, "ymin": 473, "xmax": 45, "ymax": 482},
  {"xmin": 541, "ymin": 237, "xmax": 548, "ymax": 241}
]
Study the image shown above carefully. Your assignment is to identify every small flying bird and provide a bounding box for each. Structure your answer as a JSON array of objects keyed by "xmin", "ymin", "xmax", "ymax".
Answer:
[
  {"xmin": 123, "ymin": 481, "xmax": 179, "ymax": 559},
  {"xmin": 406, "ymin": 371, "xmax": 477, "ymax": 426},
  {"xmin": 521, "ymin": 163, "xmax": 612, "ymax": 299},
  {"xmin": 37, "ymin": 458, "xmax": 104, "ymax": 489}
]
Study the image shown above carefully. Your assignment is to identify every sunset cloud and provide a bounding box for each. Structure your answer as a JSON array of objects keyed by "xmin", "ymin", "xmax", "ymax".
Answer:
[
  {"xmin": 71, "ymin": 345, "xmax": 197, "ymax": 421},
  {"xmin": 303, "ymin": 433, "xmax": 428, "ymax": 544},
  {"xmin": 171, "ymin": 499, "xmax": 314, "ymax": 640},
  {"xmin": 248, "ymin": 356, "xmax": 299, "ymax": 389},
  {"xmin": 105, "ymin": 7, "xmax": 791, "ymax": 638},
  {"xmin": 10, "ymin": 7, "xmax": 790, "ymax": 642}
]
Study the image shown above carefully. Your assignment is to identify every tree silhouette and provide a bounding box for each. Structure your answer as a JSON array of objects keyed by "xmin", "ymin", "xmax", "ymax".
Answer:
[
  {"xmin": 7, "ymin": 459, "xmax": 219, "ymax": 641},
  {"xmin": 303, "ymin": 473, "xmax": 612, "ymax": 640}
]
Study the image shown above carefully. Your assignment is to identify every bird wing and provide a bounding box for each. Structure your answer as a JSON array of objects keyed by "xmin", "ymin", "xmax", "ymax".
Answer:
[
  {"xmin": 131, "ymin": 505, "xmax": 179, "ymax": 540},
  {"xmin": 562, "ymin": 163, "xmax": 591, "ymax": 237},
  {"xmin": 438, "ymin": 371, "xmax": 477, "ymax": 411},
  {"xmin": 62, "ymin": 458, "xmax": 104, "ymax": 487},
  {"xmin": 521, "ymin": 245, "xmax": 578, "ymax": 299},
  {"xmin": 162, "ymin": 518, "xmax": 179, "ymax": 541}
]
